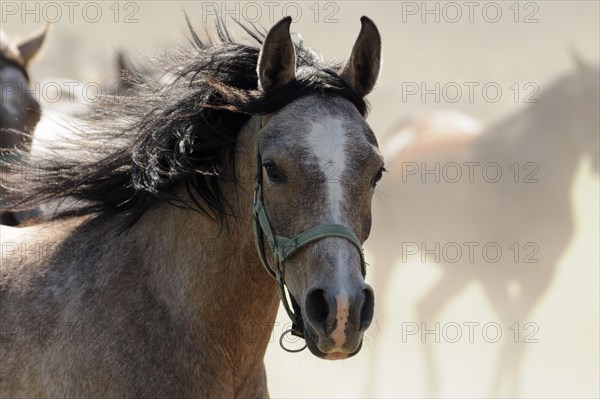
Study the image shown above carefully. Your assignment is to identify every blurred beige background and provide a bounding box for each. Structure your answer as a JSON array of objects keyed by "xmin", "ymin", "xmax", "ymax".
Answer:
[{"xmin": 2, "ymin": 1, "xmax": 598, "ymax": 397}]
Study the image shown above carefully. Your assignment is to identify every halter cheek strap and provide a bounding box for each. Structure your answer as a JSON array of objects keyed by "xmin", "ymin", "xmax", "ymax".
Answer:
[{"xmin": 251, "ymin": 116, "xmax": 367, "ymax": 352}]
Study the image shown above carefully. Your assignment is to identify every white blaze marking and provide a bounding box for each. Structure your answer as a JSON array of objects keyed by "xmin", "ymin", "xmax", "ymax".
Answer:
[
  {"xmin": 306, "ymin": 116, "xmax": 355, "ymax": 348},
  {"xmin": 306, "ymin": 116, "xmax": 348, "ymax": 223},
  {"xmin": 331, "ymin": 290, "xmax": 350, "ymax": 347}
]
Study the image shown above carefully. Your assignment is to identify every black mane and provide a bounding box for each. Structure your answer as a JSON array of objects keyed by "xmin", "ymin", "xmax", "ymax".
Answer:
[{"xmin": 3, "ymin": 17, "xmax": 368, "ymax": 226}]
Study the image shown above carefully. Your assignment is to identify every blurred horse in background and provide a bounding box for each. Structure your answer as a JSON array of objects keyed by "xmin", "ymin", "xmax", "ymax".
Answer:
[
  {"xmin": 369, "ymin": 57, "xmax": 599, "ymax": 397},
  {"xmin": 11, "ymin": 50, "xmax": 140, "ymax": 224},
  {"xmin": 0, "ymin": 26, "xmax": 48, "ymax": 225}
]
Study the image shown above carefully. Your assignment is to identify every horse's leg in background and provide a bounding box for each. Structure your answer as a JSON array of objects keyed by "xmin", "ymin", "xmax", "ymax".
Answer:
[
  {"xmin": 416, "ymin": 263, "xmax": 472, "ymax": 397},
  {"xmin": 483, "ymin": 264, "xmax": 552, "ymax": 398},
  {"xmin": 477, "ymin": 269, "xmax": 514, "ymax": 397}
]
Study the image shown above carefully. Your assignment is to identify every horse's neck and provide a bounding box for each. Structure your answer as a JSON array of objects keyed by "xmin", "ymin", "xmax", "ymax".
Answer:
[
  {"xmin": 128, "ymin": 117, "xmax": 279, "ymax": 384},
  {"xmin": 482, "ymin": 92, "xmax": 583, "ymax": 186}
]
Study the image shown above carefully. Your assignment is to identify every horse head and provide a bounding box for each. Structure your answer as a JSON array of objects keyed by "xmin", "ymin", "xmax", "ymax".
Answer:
[
  {"xmin": 253, "ymin": 17, "xmax": 383, "ymax": 359},
  {"xmin": 0, "ymin": 25, "xmax": 48, "ymax": 152}
]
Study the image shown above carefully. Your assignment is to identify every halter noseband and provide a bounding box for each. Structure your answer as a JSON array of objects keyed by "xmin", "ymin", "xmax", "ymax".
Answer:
[{"xmin": 251, "ymin": 116, "xmax": 367, "ymax": 353}]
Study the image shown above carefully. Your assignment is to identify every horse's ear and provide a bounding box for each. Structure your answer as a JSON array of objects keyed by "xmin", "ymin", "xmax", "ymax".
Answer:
[
  {"xmin": 568, "ymin": 44, "xmax": 587, "ymax": 72},
  {"xmin": 116, "ymin": 50, "xmax": 136, "ymax": 91},
  {"xmin": 17, "ymin": 23, "xmax": 49, "ymax": 67},
  {"xmin": 340, "ymin": 16, "xmax": 381, "ymax": 97},
  {"xmin": 257, "ymin": 16, "xmax": 296, "ymax": 91}
]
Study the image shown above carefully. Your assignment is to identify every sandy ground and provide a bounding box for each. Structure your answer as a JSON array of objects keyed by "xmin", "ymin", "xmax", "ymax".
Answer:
[{"xmin": 3, "ymin": 1, "xmax": 599, "ymax": 397}]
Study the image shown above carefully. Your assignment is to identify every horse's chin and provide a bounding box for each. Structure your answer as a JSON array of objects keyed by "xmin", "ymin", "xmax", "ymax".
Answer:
[{"xmin": 303, "ymin": 329, "xmax": 363, "ymax": 360}]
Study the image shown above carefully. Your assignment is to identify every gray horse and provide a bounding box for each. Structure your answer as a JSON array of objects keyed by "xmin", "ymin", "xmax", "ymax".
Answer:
[{"xmin": 1, "ymin": 16, "xmax": 383, "ymax": 397}]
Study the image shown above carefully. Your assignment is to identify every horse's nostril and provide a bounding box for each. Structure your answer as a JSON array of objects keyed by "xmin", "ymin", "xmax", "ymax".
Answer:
[
  {"xmin": 360, "ymin": 288, "xmax": 375, "ymax": 331},
  {"xmin": 305, "ymin": 288, "xmax": 329, "ymax": 327}
]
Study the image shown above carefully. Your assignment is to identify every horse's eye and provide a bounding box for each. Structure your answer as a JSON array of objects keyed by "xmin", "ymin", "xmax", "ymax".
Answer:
[
  {"xmin": 372, "ymin": 166, "xmax": 386, "ymax": 186},
  {"xmin": 263, "ymin": 161, "xmax": 284, "ymax": 182}
]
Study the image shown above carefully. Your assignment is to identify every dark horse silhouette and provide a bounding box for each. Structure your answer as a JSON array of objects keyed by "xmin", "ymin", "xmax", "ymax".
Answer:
[
  {"xmin": 0, "ymin": 26, "xmax": 48, "ymax": 225},
  {"xmin": 369, "ymin": 58, "xmax": 599, "ymax": 397}
]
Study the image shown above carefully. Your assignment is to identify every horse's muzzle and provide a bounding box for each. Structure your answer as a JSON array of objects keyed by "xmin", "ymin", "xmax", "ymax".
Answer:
[{"xmin": 302, "ymin": 283, "xmax": 374, "ymax": 359}]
